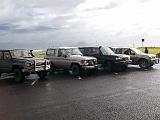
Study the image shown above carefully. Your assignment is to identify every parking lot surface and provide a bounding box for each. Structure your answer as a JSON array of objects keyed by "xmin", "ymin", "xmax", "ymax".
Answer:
[{"xmin": 0, "ymin": 64, "xmax": 160, "ymax": 120}]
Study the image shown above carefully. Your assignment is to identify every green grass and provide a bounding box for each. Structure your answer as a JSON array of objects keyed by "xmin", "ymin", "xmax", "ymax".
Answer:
[
  {"xmin": 34, "ymin": 53, "xmax": 45, "ymax": 58},
  {"xmin": 33, "ymin": 47, "xmax": 160, "ymax": 58},
  {"xmin": 138, "ymin": 47, "xmax": 160, "ymax": 55}
]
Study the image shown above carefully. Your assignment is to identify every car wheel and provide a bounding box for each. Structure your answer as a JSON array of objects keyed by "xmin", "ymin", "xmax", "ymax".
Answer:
[
  {"xmin": 71, "ymin": 64, "xmax": 81, "ymax": 76},
  {"xmin": 103, "ymin": 61, "xmax": 112, "ymax": 72},
  {"xmin": 50, "ymin": 63, "xmax": 56, "ymax": 73},
  {"xmin": 139, "ymin": 59, "xmax": 149, "ymax": 69},
  {"xmin": 38, "ymin": 71, "xmax": 47, "ymax": 80},
  {"xmin": 13, "ymin": 69, "xmax": 25, "ymax": 83},
  {"xmin": 148, "ymin": 63, "xmax": 154, "ymax": 68},
  {"xmin": 24, "ymin": 72, "xmax": 30, "ymax": 76},
  {"xmin": 88, "ymin": 68, "xmax": 98, "ymax": 75},
  {"xmin": 121, "ymin": 64, "xmax": 128, "ymax": 71}
]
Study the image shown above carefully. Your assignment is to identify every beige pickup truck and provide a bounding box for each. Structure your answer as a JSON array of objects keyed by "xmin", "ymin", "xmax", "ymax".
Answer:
[
  {"xmin": 111, "ymin": 47, "xmax": 159, "ymax": 69},
  {"xmin": 45, "ymin": 47, "xmax": 98, "ymax": 76}
]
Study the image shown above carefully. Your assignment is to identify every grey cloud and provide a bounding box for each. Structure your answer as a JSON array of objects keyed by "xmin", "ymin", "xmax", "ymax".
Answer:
[
  {"xmin": 0, "ymin": 23, "xmax": 19, "ymax": 31},
  {"xmin": 138, "ymin": 0, "xmax": 150, "ymax": 3},
  {"xmin": 0, "ymin": 23, "xmax": 58, "ymax": 34}
]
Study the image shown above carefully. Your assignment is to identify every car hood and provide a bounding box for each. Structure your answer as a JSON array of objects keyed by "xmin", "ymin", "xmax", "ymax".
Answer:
[
  {"xmin": 144, "ymin": 53, "xmax": 156, "ymax": 57},
  {"xmin": 69, "ymin": 55, "xmax": 96, "ymax": 60},
  {"xmin": 13, "ymin": 57, "xmax": 47, "ymax": 62},
  {"xmin": 142, "ymin": 53, "xmax": 157, "ymax": 58},
  {"xmin": 105, "ymin": 53, "xmax": 129, "ymax": 58},
  {"xmin": 116, "ymin": 54, "xmax": 130, "ymax": 58}
]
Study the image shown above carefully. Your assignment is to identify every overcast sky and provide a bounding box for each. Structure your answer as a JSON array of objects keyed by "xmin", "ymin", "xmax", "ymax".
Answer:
[{"xmin": 0, "ymin": 0, "xmax": 160, "ymax": 49}]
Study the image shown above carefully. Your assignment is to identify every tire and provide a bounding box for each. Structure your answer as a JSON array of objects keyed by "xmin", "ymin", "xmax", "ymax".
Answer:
[
  {"xmin": 71, "ymin": 64, "xmax": 81, "ymax": 76},
  {"xmin": 13, "ymin": 69, "xmax": 25, "ymax": 83},
  {"xmin": 88, "ymin": 68, "xmax": 98, "ymax": 75},
  {"xmin": 24, "ymin": 72, "xmax": 30, "ymax": 76},
  {"xmin": 103, "ymin": 61, "xmax": 112, "ymax": 72},
  {"xmin": 50, "ymin": 63, "xmax": 56, "ymax": 73},
  {"xmin": 149, "ymin": 64, "xmax": 154, "ymax": 67},
  {"xmin": 121, "ymin": 64, "xmax": 128, "ymax": 71},
  {"xmin": 139, "ymin": 59, "xmax": 149, "ymax": 69},
  {"xmin": 38, "ymin": 71, "xmax": 47, "ymax": 79}
]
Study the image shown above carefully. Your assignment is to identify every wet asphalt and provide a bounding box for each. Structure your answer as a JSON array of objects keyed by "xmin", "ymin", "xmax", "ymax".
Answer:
[{"xmin": 0, "ymin": 64, "xmax": 160, "ymax": 120}]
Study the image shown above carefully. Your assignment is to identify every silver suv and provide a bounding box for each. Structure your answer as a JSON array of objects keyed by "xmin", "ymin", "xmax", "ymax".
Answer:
[
  {"xmin": 111, "ymin": 47, "xmax": 159, "ymax": 69},
  {"xmin": 46, "ymin": 47, "xmax": 98, "ymax": 76}
]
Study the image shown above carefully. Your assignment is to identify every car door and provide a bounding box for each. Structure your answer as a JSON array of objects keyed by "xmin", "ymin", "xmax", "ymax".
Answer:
[
  {"xmin": 92, "ymin": 48, "xmax": 103, "ymax": 64},
  {"xmin": 0, "ymin": 51, "xmax": 12, "ymax": 72},
  {"xmin": 53, "ymin": 49, "xmax": 69, "ymax": 69}
]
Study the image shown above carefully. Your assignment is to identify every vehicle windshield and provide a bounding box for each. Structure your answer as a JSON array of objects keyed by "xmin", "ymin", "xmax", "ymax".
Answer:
[
  {"xmin": 131, "ymin": 48, "xmax": 144, "ymax": 54},
  {"xmin": 100, "ymin": 47, "xmax": 115, "ymax": 55},
  {"xmin": 71, "ymin": 48, "xmax": 82, "ymax": 55},
  {"xmin": 11, "ymin": 49, "xmax": 33, "ymax": 58}
]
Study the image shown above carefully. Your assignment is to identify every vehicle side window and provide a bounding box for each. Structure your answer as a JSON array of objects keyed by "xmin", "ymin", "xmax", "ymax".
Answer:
[
  {"xmin": 46, "ymin": 49, "xmax": 56, "ymax": 56},
  {"xmin": 3, "ymin": 52, "xmax": 11, "ymax": 60},
  {"xmin": 130, "ymin": 50, "xmax": 135, "ymax": 55},
  {"xmin": 0, "ymin": 52, "xmax": 3, "ymax": 60},
  {"xmin": 85, "ymin": 48, "xmax": 92, "ymax": 54},
  {"xmin": 124, "ymin": 49, "xmax": 130, "ymax": 55},
  {"xmin": 92, "ymin": 48, "xmax": 100, "ymax": 54},
  {"xmin": 116, "ymin": 49, "xmax": 122, "ymax": 54},
  {"xmin": 124, "ymin": 49, "xmax": 135, "ymax": 55},
  {"xmin": 79, "ymin": 48, "xmax": 84, "ymax": 54},
  {"xmin": 58, "ymin": 49, "xmax": 65, "ymax": 57}
]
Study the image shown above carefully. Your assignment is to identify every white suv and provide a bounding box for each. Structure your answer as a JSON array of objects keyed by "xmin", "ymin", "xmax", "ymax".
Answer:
[{"xmin": 46, "ymin": 47, "xmax": 98, "ymax": 76}]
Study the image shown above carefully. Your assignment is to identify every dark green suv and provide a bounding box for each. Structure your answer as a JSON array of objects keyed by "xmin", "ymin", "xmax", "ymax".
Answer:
[
  {"xmin": 79, "ymin": 46, "xmax": 131, "ymax": 72},
  {"xmin": 0, "ymin": 49, "xmax": 50, "ymax": 83}
]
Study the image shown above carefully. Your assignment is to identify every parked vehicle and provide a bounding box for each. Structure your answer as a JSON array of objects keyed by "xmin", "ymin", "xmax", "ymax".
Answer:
[
  {"xmin": 111, "ymin": 47, "xmax": 159, "ymax": 69},
  {"xmin": 79, "ymin": 46, "xmax": 131, "ymax": 72},
  {"xmin": 0, "ymin": 49, "xmax": 50, "ymax": 83},
  {"xmin": 45, "ymin": 47, "xmax": 98, "ymax": 76}
]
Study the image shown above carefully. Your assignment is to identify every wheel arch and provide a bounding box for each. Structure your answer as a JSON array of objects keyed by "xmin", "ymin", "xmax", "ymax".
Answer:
[
  {"xmin": 12, "ymin": 65, "xmax": 21, "ymax": 71},
  {"xmin": 138, "ymin": 58, "xmax": 148, "ymax": 63},
  {"xmin": 70, "ymin": 63, "xmax": 81, "ymax": 69}
]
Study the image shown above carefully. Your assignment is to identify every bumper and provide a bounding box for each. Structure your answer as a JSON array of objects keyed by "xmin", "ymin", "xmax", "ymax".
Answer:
[
  {"xmin": 82, "ymin": 65, "xmax": 98, "ymax": 70},
  {"xmin": 22, "ymin": 65, "xmax": 50, "ymax": 73},
  {"xmin": 150, "ymin": 58, "xmax": 159, "ymax": 64},
  {"xmin": 115, "ymin": 60, "xmax": 131, "ymax": 65}
]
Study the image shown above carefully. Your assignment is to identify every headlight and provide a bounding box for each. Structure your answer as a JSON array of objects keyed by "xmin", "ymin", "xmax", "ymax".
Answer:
[
  {"xmin": 149, "ymin": 56, "xmax": 155, "ymax": 59},
  {"xmin": 25, "ymin": 61, "xmax": 34, "ymax": 68},
  {"xmin": 81, "ymin": 60, "xmax": 88, "ymax": 65},
  {"xmin": 94, "ymin": 59, "xmax": 97, "ymax": 64}
]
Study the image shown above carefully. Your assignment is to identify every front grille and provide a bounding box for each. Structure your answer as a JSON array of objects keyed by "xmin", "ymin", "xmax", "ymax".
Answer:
[
  {"xmin": 122, "ymin": 57, "xmax": 129, "ymax": 61},
  {"xmin": 87, "ymin": 59, "xmax": 96, "ymax": 66},
  {"xmin": 36, "ymin": 62, "xmax": 46, "ymax": 66}
]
